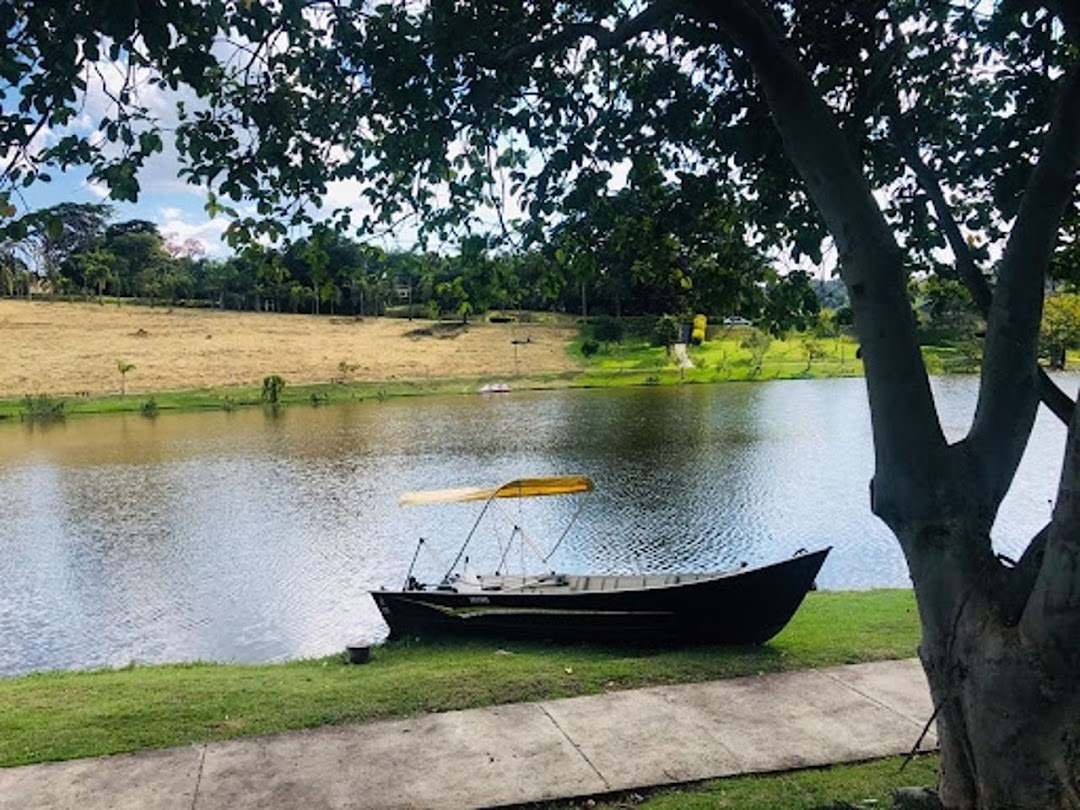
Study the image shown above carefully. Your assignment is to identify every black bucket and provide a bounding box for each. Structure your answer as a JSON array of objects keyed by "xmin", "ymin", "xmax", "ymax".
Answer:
[{"xmin": 345, "ymin": 643, "xmax": 371, "ymax": 665}]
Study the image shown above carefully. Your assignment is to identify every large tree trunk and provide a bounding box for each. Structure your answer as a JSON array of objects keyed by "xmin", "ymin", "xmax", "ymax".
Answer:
[
  {"xmin": 687, "ymin": 3, "xmax": 1080, "ymax": 806},
  {"xmin": 895, "ymin": 401, "xmax": 1080, "ymax": 806},
  {"xmin": 895, "ymin": 507, "xmax": 1080, "ymax": 807},
  {"xmin": 919, "ymin": 599, "xmax": 1080, "ymax": 807}
]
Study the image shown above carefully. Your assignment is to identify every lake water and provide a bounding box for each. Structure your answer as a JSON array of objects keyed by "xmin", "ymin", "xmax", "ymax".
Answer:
[{"xmin": 0, "ymin": 376, "xmax": 1072, "ymax": 677}]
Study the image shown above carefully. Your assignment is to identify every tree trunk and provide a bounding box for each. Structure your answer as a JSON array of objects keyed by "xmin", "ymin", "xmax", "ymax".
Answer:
[
  {"xmin": 902, "ymin": 517, "xmax": 1080, "ymax": 807},
  {"xmin": 930, "ymin": 635, "xmax": 1079, "ymax": 808},
  {"xmin": 888, "ymin": 396, "xmax": 1080, "ymax": 807},
  {"xmin": 684, "ymin": 5, "xmax": 1080, "ymax": 806}
]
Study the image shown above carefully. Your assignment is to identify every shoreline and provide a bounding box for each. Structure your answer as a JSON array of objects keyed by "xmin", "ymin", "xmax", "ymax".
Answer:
[
  {"xmin": 0, "ymin": 364, "xmax": 866, "ymax": 422},
  {"xmin": 2, "ymin": 297, "xmax": 1014, "ymax": 422},
  {"xmin": 0, "ymin": 588, "xmax": 919, "ymax": 767}
]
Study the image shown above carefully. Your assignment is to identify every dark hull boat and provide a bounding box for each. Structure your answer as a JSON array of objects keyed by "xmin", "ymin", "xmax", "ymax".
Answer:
[{"xmin": 371, "ymin": 476, "xmax": 830, "ymax": 645}]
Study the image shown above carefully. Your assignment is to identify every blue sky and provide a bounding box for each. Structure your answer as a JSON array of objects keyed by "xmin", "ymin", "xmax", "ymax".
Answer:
[
  {"xmin": 7, "ymin": 58, "xmax": 444, "ymax": 259},
  {"xmin": 16, "ymin": 162, "xmax": 234, "ymax": 257}
]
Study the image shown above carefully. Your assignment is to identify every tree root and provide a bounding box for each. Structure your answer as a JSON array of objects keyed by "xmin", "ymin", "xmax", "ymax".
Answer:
[{"xmin": 893, "ymin": 786, "xmax": 945, "ymax": 810}]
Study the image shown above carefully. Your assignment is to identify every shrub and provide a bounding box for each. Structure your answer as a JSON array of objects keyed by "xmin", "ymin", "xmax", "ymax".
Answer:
[
  {"xmin": 592, "ymin": 316, "xmax": 625, "ymax": 344},
  {"xmin": 20, "ymin": 394, "xmax": 65, "ymax": 423},
  {"xmin": 261, "ymin": 375, "xmax": 286, "ymax": 404},
  {"xmin": 651, "ymin": 314, "xmax": 681, "ymax": 348},
  {"xmin": 691, "ymin": 313, "xmax": 707, "ymax": 345},
  {"xmin": 140, "ymin": 398, "xmax": 159, "ymax": 418},
  {"xmin": 1040, "ymin": 293, "xmax": 1080, "ymax": 370},
  {"xmin": 741, "ymin": 328, "xmax": 773, "ymax": 376},
  {"xmin": 117, "ymin": 359, "xmax": 135, "ymax": 396},
  {"xmin": 580, "ymin": 339, "xmax": 600, "ymax": 357}
]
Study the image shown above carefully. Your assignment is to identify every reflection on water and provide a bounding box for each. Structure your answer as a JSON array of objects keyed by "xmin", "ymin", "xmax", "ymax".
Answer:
[{"xmin": 0, "ymin": 375, "xmax": 1072, "ymax": 676}]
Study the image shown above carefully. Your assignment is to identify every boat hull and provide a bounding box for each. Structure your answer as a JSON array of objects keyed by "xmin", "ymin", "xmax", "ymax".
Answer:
[{"xmin": 371, "ymin": 548, "xmax": 829, "ymax": 645}]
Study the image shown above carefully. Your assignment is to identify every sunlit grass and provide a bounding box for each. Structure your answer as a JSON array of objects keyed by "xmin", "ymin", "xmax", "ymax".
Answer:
[
  {"xmin": 0, "ymin": 589, "xmax": 919, "ymax": 767},
  {"xmin": 576, "ymin": 328, "xmax": 864, "ymax": 379},
  {"xmin": 549, "ymin": 755, "xmax": 939, "ymax": 810},
  {"xmin": 1, "ymin": 319, "xmax": 1039, "ymax": 423}
]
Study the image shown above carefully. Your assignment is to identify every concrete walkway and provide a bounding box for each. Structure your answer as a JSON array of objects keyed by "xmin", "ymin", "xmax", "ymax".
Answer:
[{"xmin": 0, "ymin": 658, "xmax": 936, "ymax": 810}]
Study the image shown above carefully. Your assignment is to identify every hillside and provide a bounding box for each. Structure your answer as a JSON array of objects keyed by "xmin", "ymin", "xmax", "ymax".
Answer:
[{"xmin": 0, "ymin": 300, "xmax": 581, "ymax": 397}]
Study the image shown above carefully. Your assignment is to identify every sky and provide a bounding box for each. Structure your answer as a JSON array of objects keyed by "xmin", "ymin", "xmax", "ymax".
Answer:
[
  {"xmin": 6, "ymin": 48, "xmax": 464, "ymax": 260},
  {"xmin": 12, "ymin": 157, "xmax": 440, "ymax": 260},
  {"xmin": 16, "ymin": 163, "xmax": 232, "ymax": 257},
  {"xmin": 5, "ymin": 28, "xmax": 826, "ymax": 272},
  {"xmin": 11, "ymin": 134, "xmax": 443, "ymax": 260},
  {"xmin": 9, "ymin": 55, "xmax": 236, "ymax": 258}
]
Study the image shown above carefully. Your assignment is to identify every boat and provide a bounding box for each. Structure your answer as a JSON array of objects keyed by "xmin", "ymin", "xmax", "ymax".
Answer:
[{"xmin": 370, "ymin": 475, "xmax": 830, "ymax": 645}]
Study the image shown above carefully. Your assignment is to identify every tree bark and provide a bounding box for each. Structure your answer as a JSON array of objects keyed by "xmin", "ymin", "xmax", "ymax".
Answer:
[
  {"xmin": 681, "ymin": 2, "xmax": 1080, "ymax": 806},
  {"xmin": 493, "ymin": 2, "xmax": 1080, "ymax": 803}
]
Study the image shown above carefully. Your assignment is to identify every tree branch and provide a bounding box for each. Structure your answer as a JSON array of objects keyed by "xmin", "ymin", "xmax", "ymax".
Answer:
[
  {"xmin": 686, "ymin": 0, "xmax": 947, "ymax": 524},
  {"xmin": 1021, "ymin": 399, "xmax": 1080, "ymax": 670},
  {"xmin": 484, "ymin": 0, "xmax": 676, "ymax": 67},
  {"xmin": 994, "ymin": 523, "xmax": 1050, "ymax": 626},
  {"xmin": 894, "ymin": 123, "xmax": 1076, "ymax": 427},
  {"xmin": 968, "ymin": 62, "xmax": 1080, "ymax": 499},
  {"xmin": 1047, "ymin": 1, "xmax": 1080, "ymax": 45}
]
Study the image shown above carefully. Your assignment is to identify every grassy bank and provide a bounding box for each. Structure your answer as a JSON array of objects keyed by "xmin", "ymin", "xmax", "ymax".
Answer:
[
  {"xmin": 0, "ymin": 298, "xmax": 1002, "ymax": 422},
  {"xmin": 574, "ymin": 326, "xmax": 1001, "ymax": 387},
  {"xmin": 0, "ymin": 336, "xmax": 982, "ymax": 422},
  {"xmin": 0, "ymin": 371, "xmax": 585, "ymax": 422},
  {"xmin": 578, "ymin": 329, "xmax": 863, "ymax": 385},
  {"xmin": 549, "ymin": 754, "xmax": 939, "ymax": 809},
  {"xmin": 0, "ymin": 589, "xmax": 920, "ymax": 767}
]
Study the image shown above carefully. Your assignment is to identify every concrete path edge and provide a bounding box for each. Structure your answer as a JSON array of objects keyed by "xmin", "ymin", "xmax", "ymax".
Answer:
[{"xmin": 0, "ymin": 658, "xmax": 937, "ymax": 810}]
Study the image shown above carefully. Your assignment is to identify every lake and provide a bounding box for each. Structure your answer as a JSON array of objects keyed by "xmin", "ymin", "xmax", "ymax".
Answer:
[{"xmin": 0, "ymin": 375, "xmax": 1072, "ymax": 677}]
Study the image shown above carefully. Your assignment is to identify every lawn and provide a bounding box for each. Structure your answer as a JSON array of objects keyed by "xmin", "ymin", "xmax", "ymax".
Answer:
[
  {"xmin": 549, "ymin": 755, "xmax": 940, "ymax": 809},
  {"xmin": 0, "ymin": 589, "xmax": 920, "ymax": 767}
]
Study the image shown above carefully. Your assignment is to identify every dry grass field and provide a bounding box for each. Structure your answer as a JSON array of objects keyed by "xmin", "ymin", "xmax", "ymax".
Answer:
[{"xmin": 0, "ymin": 299, "xmax": 582, "ymax": 397}]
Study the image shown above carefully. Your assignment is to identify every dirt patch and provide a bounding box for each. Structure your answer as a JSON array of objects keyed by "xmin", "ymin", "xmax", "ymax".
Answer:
[
  {"xmin": 405, "ymin": 322, "xmax": 469, "ymax": 339},
  {"xmin": 0, "ymin": 300, "xmax": 581, "ymax": 397}
]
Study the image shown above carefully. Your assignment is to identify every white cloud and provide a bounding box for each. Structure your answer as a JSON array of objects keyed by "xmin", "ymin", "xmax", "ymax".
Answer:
[
  {"xmin": 158, "ymin": 207, "xmax": 230, "ymax": 257},
  {"xmin": 83, "ymin": 178, "xmax": 110, "ymax": 199}
]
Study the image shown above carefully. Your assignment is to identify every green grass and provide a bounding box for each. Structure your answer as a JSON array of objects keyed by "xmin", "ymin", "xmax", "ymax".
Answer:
[
  {"xmin": 6, "ymin": 320, "xmax": 1063, "ymax": 423},
  {"xmin": 550, "ymin": 754, "xmax": 939, "ymax": 809},
  {"xmin": 0, "ymin": 589, "xmax": 920, "ymax": 767},
  {"xmin": 574, "ymin": 328, "xmax": 1080, "ymax": 386},
  {"xmin": 0, "ymin": 373, "xmax": 580, "ymax": 421},
  {"xmin": 574, "ymin": 331, "xmax": 866, "ymax": 385}
]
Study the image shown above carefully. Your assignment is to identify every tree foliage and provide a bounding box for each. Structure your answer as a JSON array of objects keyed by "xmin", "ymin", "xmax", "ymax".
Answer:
[
  {"xmin": 1041, "ymin": 293, "xmax": 1080, "ymax": 370},
  {"xmin": 5, "ymin": 2, "xmax": 1080, "ymax": 806},
  {"xmin": 549, "ymin": 158, "xmax": 770, "ymax": 317}
]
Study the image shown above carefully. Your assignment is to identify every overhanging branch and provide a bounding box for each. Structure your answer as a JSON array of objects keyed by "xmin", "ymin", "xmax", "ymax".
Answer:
[
  {"xmin": 1048, "ymin": 1, "xmax": 1080, "ymax": 45},
  {"xmin": 967, "ymin": 62, "xmax": 1080, "ymax": 492},
  {"xmin": 483, "ymin": 0, "xmax": 673, "ymax": 67},
  {"xmin": 484, "ymin": 0, "xmax": 676, "ymax": 67},
  {"xmin": 894, "ymin": 125, "xmax": 1076, "ymax": 427},
  {"xmin": 689, "ymin": 0, "xmax": 947, "ymax": 508}
]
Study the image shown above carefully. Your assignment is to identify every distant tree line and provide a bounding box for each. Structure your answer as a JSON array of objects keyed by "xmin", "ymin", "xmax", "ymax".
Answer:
[{"xmin": 1, "ymin": 197, "xmax": 826, "ymax": 331}]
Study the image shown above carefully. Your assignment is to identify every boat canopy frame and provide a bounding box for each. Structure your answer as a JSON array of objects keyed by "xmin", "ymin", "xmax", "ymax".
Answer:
[{"xmin": 399, "ymin": 475, "xmax": 595, "ymax": 586}]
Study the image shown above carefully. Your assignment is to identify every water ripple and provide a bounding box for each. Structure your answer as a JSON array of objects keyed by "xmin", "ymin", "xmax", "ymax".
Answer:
[{"xmin": 0, "ymin": 375, "xmax": 1072, "ymax": 676}]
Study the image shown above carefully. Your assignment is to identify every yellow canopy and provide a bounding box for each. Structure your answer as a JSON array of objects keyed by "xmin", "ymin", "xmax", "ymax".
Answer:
[{"xmin": 399, "ymin": 475, "xmax": 594, "ymax": 506}]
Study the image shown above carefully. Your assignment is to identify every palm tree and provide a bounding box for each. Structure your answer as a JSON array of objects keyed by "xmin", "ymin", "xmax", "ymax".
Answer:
[{"xmin": 117, "ymin": 360, "xmax": 135, "ymax": 395}]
